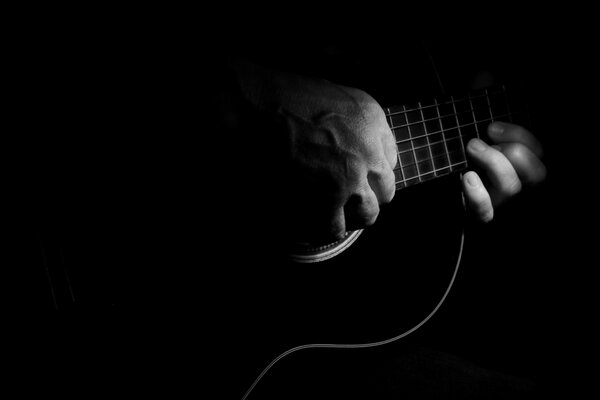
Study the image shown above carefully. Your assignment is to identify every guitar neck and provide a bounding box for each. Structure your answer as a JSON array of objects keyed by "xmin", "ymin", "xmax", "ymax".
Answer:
[{"xmin": 385, "ymin": 85, "xmax": 527, "ymax": 190}]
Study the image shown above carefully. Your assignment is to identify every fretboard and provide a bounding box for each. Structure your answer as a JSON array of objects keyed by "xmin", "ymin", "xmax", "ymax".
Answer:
[{"xmin": 385, "ymin": 85, "xmax": 528, "ymax": 190}]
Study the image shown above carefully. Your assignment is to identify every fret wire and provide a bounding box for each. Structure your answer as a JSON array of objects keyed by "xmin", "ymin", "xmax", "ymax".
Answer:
[
  {"xmin": 419, "ymin": 101, "xmax": 437, "ymax": 177},
  {"xmin": 485, "ymin": 88, "xmax": 493, "ymax": 124},
  {"xmin": 393, "ymin": 147, "xmax": 465, "ymax": 172},
  {"xmin": 468, "ymin": 91, "xmax": 481, "ymax": 139},
  {"xmin": 435, "ymin": 97, "xmax": 452, "ymax": 171},
  {"xmin": 394, "ymin": 160, "xmax": 468, "ymax": 186},
  {"xmin": 387, "ymin": 106, "xmax": 523, "ymax": 131},
  {"xmin": 385, "ymin": 90, "xmax": 505, "ymax": 117},
  {"xmin": 393, "ymin": 111, "xmax": 516, "ymax": 146},
  {"xmin": 386, "ymin": 85, "xmax": 521, "ymax": 189},
  {"xmin": 394, "ymin": 141, "xmax": 462, "ymax": 158},
  {"xmin": 392, "ymin": 109, "xmax": 515, "ymax": 183},
  {"xmin": 451, "ymin": 94, "xmax": 466, "ymax": 166},
  {"xmin": 392, "ymin": 107, "xmax": 515, "ymax": 172},
  {"xmin": 389, "ymin": 107, "xmax": 473, "ymax": 130},
  {"xmin": 404, "ymin": 104, "xmax": 422, "ymax": 183}
]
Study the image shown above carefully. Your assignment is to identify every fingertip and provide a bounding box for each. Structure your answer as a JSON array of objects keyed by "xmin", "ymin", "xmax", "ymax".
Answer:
[
  {"xmin": 467, "ymin": 138, "xmax": 488, "ymax": 154},
  {"xmin": 462, "ymin": 171, "xmax": 494, "ymax": 223},
  {"xmin": 480, "ymin": 208, "xmax": 494, "ymax": 224},
  {"xmin": 464, "ymin": 170, "xmax": 481, "ymax": 187},
  {"xmin": 367, "ymin": 166, "xmax": 396, "ymax": 205},
  {"xmin": 535, "ymin": 162, "xmax": 548, "ymax": 184}
]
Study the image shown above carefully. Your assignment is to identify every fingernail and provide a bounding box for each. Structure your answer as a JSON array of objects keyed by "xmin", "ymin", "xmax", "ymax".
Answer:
[
  {"xmin": 468, "ymin": 138, "xmax": 487, "ymax": 152},
  {"xmin": 488, "ymin": 122, "xmax": 505, "ymax": 136},
  {"xmin": 466, "ymin": 172, "xmax": 480, "ymax": 187}
]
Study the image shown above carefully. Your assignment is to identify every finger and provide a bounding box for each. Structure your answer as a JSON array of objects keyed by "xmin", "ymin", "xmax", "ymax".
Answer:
[
  {"xmin": 493, "ymin": 142, "xmax": 547, "ymax": 185},
  {"xmin": 462, "ymin": 171, "xmax": 494, "ymax": 223},
  {"xmin": 487, "ymin": 122, "xmax": 544, "ymax": 158},
  {"xmin": 367, "ymin": 162, "xmax": 396, "ymax": 204},
  {"xmin": 467, "ymin": 138, "xmax": 522, "ymax": 206},
  {"xmin": 344, "ymin": 186, "xmax": 380, "ymax": 231},
  {"xmin": 325, "ymin": 206, "xmax": 347, "ymax": 241}
]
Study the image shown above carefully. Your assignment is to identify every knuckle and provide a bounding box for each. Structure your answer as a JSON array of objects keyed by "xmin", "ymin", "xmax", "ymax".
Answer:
[
  {"xmin": 485, "ymin": 149, "xmax": 522, "ymax": 197},
  {"xmin": 363, "ymin": 99, "xmax": 384, "ymax": 117},
  {"xmin": 480, "ymin": 209, "xmax": 494, "ymax": 223},
  {"xmin": 504, "ymin": 142, "xmax": 529, "ymax": 163},
  {"xmin": 351, "ymin": 209, "xmax": 378, "ymax": 228},
  {"xmin": 347, "ymin": 191, "xmax": 380, "ymax": 227},
  {"xmin": 499, "ymin": 176, "xmax": 522, "ymax": 197},
  {"xmin": 502, "ymin": 142, "xmax": 546, "ymax": 185},
  {"xmin": 356, "ymin": 94, "xmax": 386, "ymax": 122},
  {"xmin": 368, "ymin": 166, "xmax": 396, "ymax": 204},
  {"xmin": 357, "ymin": 200, "xmax": 379, "ymax": 226},
  {"xmin": 362, "ymin": 208, "xmax": 379, "ymax": 226},
  {"xmin": 472, "ymin": 191, "xmax": 489, "ymax": 210}
]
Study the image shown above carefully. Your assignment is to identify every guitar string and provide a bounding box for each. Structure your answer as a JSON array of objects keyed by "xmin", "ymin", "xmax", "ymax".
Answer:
[
  {"xmin": 451, "ymin": 95, "xmax": 467, "ymax": 174},
  {"xmin": 385, "ymin": 86, "xmax": 509, "ymax": 117},
  {"xmin": 386, "ymin": 86, "xmax": 521, "ymax": 137},
  {"xmin": 389, "ymin": 86, "xmax": 524, "ymax": 160},
  {"xmin": 242, "ymin": 225, "xmax": 466, "ymax": 400},
  {"xmin": 386, "ymin": 94, "xmax": 493, "ymax": 116},
  {"xmin": 389, "ymin": 105, "xmax": 491, "ymax": 130},
  {"xmin": 389, "ymin": 109, "xmax": 521, "ymax": 134},
  {"xmin": 394, "ymin": 160, "xmax": 467, "ymax": 187},
  {"xmin": 420, "ymin": 100, "xmax": 437, "ymax": 177},
  {"xmin": 390, "ymin": 112, "xmax": 518, "ymax": 184},
  {"xmin": 395, "ymin": 150, "xmax": 466, "ymax": 177},
  {"xmin": 396, "ymin": 138, "xmax": 468, "ymax": 158}
]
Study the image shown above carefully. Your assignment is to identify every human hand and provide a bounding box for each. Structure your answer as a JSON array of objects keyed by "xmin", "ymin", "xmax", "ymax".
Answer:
[
  {"xmin": 276, "ymin": 78, "xmax": 398, "ymax": 242},
  {"xmin": 462, "ymin": 121, "xmax": 546, "ymax": 222},
  {"xmin": 230, "ymin": 61, "xmax": 546, "ymax": 240},
  {"xmin": 228, "ymin": 60, "xmax": 400, "ymax": 243}
]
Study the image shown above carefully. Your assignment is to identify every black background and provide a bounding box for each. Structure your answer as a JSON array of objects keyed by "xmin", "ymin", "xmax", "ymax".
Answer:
[{"xmin": 5, "ymin": 6, "xmax": 597, "ymax": 399}]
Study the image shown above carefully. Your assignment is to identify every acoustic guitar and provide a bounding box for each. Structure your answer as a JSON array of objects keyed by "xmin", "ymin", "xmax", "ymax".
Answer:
[
  {"xmin": 12, "ymin": 22, "xmax": 544, "ymax": 399},
  {"xmin": 234, "ymin": 84, "xmax": 530, "ymax": 399}
]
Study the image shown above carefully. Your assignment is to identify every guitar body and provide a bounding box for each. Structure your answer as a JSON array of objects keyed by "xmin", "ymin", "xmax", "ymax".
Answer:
[
  {"xmin": 222, "ymin": 39, "xmax": 532, "ymax": 398},
  {"xmin": 227, "ymin": 174, "xmax": 466, "ymax": 399},
  {"xmin": 19, "ymin": 30, "xmax": 537, "ymax": 398}
]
